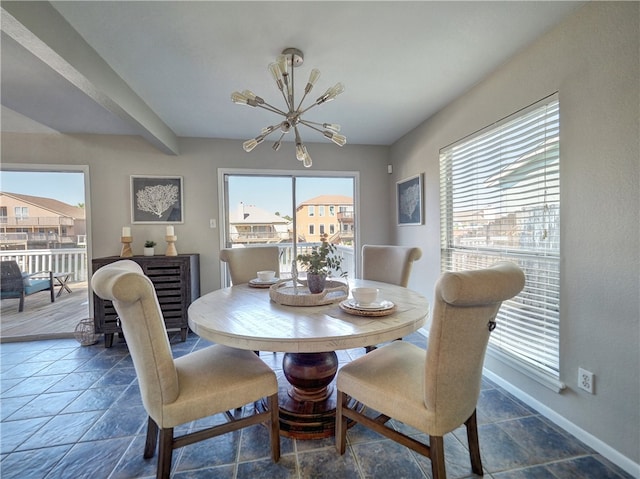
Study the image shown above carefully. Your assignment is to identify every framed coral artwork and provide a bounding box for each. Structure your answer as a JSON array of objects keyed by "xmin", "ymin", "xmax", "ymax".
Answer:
[
  {"xmin": 397, "ymin": 174, "xmax": 423, "ymax": 225},
  {"xmin": 130, "ymin": 175, "xmax": 183, "ymax": 223}
]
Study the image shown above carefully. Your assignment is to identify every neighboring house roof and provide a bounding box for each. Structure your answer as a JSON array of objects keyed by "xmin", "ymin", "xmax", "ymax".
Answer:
[
  {"xmin": 228, "ymin": 203, "xmax": 290, "ymax": 225},
  {"xmin": 299, "ymin": 195, "xmax": 353, "ymax": 206},
  {"xmin": 1, "ymin": 192, "xmax": 85, "ymax": 219}
]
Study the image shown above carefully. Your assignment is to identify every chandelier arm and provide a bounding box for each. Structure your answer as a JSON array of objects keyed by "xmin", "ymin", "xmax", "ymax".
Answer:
[
  {"xmin": 261, "ymin": 124, "xmax": 283, "ymax": 137},
  {"xmin": 288, "ymin": 54, "xmax": 295, "ymax": 110},
  {"xmin": 255, "ymin": 102, "xmax": 288, "ymax": 117},
  {"xmin": 275, "ymin": 81, "xmax": 292, "ymax": 111},
  {"xmin": 298, "ymin": 120, "xmax": 325, "ymax": 135},
  {"xmin": 297, "ymin": 101, "xmax": 322, "ymax": 116},
  {"xmin": 299, "ymin": 120, "xmax": 332, "ymax": 130},
  {"xmin": 295, "ymin": 91, "xmax": 311, "ymax": 112}
]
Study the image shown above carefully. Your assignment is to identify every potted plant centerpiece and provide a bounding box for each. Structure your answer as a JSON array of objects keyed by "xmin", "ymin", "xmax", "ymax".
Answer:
[
  {"xmin": 296, "ymin": 234, "xmax": 347, "ymax": 293},
  {"xmin": 143, "ymin": 240, "xmax": 156, "ymax": 256}
]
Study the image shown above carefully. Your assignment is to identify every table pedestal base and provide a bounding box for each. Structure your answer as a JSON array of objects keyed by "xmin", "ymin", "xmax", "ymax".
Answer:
[
  {"xmin": 280, "ymin": 351, "xmax": 338, "ymax": 439},
  {"xmin": 258, "ymin": 351, "xmax": 356, "ymax": 439}
]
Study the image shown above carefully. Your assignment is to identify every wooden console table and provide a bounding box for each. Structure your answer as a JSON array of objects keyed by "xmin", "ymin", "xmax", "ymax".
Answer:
[{"xmin": 92, "ymin": 254, "xmax": 200, "ymax": 347}]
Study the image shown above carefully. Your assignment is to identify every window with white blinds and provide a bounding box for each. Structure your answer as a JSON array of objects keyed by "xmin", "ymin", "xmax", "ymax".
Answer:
[{"xmin": 439, "ymin": 94, "xmax": 561, "ymax": 385}]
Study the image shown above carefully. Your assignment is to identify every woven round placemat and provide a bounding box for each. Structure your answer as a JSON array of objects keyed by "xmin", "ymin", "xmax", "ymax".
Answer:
[{"xmin": 338, "ymin": 300, "xmax": 397, "ymax": 317}]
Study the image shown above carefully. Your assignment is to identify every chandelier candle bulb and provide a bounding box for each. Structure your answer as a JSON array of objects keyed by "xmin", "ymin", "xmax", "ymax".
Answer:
[{"xmin": 306, "ymin": 69, "xmax": 321, "ymax": 90}]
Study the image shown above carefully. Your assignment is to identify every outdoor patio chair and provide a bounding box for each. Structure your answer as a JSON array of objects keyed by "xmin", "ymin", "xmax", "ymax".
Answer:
[{"xmin": 0, "ymin": 260, "xmax": 54, "ymax": 312}]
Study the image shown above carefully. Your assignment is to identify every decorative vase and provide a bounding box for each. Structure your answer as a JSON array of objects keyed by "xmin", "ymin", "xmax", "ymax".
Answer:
[
  {"xmin": 143, "ymin": 247, "xmax": 154, "ymax": 256},
  {"xmin": 306, "ymin": 273, "xmax": 327, "ymax": 294}
]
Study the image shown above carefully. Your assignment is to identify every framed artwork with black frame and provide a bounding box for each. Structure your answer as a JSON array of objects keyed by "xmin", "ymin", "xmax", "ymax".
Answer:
[
  {"xmin": 130, "ymin": 175, "xmax": 184, "ymax": 224},
  {"xmin": 396, "ymin": 173, "xmax": 423, "ymax": 225}
]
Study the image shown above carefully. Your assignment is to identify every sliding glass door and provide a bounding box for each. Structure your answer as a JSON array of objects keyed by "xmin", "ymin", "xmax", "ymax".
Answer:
[{"xmin": 220, "ymin": 170, "xmax": 357, "ymax": 285}]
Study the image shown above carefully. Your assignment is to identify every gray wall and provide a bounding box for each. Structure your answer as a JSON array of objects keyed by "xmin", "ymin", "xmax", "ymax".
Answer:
[
  {"xmin": 389, "ymin": 2, "xmax": 639, "ymax": 471},
  {"xmin": 0, "ymin": 134, "xmax": 390, "ymax": 293}
]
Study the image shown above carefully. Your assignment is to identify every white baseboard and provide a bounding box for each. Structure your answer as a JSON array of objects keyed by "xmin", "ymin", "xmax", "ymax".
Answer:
[{"xmin": 483, "ymin": 369, "xmax": 640, "ymax": 478}]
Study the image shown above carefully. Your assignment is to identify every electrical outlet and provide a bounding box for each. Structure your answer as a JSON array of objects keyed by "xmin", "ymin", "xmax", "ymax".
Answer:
[{"xmin": 578, "ymin": 368, "xmax": 594, "ymax": 394}]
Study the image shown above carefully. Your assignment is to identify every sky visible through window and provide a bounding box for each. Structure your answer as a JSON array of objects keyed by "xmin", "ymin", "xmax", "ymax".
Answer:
[
  {"xmin": 228, "ymin": 176, "xmax": 353, "ymax": 216},
  {"xmin": 1, "ymin": 171, "xmax": 85, "ymax": 206},
  {"xmin": 0, "ymin": 171, "xmax": 354, "ymax": 214}
]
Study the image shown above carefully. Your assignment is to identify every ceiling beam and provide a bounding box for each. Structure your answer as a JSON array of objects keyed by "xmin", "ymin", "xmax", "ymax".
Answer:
[{"xmin": 1, "ymin": 1, "xmax": 179, "ymax": 155}]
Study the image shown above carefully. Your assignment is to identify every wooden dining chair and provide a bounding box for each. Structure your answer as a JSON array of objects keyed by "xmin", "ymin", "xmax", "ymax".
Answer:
[
  {"xmin": 336, "ymin": 261, "xmax": 525, "ymax": 479},
  {"xmin": 219, "ymin": 246, "xmax": 281, "ymax": 284},
  {"xmin": 361, "ymin": 244, "xmax": 422, "ymax": 351},
  {"xmin": 91, "ymin": 260, "xmax": 280, "ymax": 479}
]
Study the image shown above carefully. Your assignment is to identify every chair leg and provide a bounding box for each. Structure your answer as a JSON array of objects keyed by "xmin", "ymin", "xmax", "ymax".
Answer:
[
  {"xmin": 157, "ymin": 427, "xmax": 174, "ymax": 479},
  {"xmin": 465, "ymin": 410, "xmax": 483, "ymax": 475},
  {"xmin": 49, "ymin": 272, "xmax": 55, "ymax": 303},
  {"xmin": 144, "ymin": 417, "xmax": 158, "ymax": 458},
  {"xmin": 335, "ymin": 390, "xmax": 348, "ymax": 454},
  {"xmin": 429, "ymin": 435, "xmax": 446, "ymax": 479},
  {"xmin": 268, "ymin": 393, "xmax": 281, "ymax": 462}
]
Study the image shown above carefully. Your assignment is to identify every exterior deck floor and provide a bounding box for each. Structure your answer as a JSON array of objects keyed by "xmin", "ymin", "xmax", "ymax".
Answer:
[{"xmin": 0, "ymin": 281, "xmax": 90, "ymax": 342}]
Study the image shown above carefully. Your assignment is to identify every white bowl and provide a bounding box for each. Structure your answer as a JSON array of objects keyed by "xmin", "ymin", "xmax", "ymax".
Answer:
[
  {"xmin": 352, "ymin": 287, "xmax": 379, "ymax": 305},
  {"xmin": 257, "ymin": 270, "xmax": 276, "ymax": 281}
]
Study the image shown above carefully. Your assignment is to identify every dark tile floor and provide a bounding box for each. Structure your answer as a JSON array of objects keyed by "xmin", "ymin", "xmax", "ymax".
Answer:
[{"xmin": 0, "ymin": 332, "xmax": 633, "ymax": 479}]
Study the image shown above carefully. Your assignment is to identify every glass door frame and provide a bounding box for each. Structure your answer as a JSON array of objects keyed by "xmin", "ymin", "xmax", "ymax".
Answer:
[{"xmin": 217, "ymin": 167, "xmax": 360, "ymax": 287}]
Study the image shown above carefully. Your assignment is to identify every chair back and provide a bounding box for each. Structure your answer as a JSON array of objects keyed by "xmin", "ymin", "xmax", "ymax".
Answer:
[
  {"xmin": 0, "ymin": 261, "xmax": 24, "ymax": 294},
  {"xmin": 220, "ymin": 246, "xmax": 280, "ymax": 284},
  {"xmin": 361, "ymin": 245, "xmax": 422, "ymax": 287},
  {"xmin": 91, "ymin": 260, "xmax": 179, "ymax": 418},
  {"xmin": 424, "ymin": 261, "xmax": 525, "ymax": 434}
]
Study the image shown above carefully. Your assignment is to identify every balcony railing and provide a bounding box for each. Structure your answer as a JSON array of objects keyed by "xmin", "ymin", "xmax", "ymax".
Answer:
[
  {"xmin": 0, "ymin": 248, "xmax": 88, "ymax": 281},
  {"xmin": 1, "ymin": 243, "xmax": 355, "ymax": 286},
  {"xmin": 233, "ymin": 242, "xmax": 356, "ymax": 279},
  {"xmin": 0, "ymin": 216, "xmax": 76, "ymax": 227}
]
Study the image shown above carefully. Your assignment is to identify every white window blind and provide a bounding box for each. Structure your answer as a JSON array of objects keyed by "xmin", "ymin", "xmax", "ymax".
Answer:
[{"xmin": 439, "ymin": 94, "xmax": 561, "ymax": 383}]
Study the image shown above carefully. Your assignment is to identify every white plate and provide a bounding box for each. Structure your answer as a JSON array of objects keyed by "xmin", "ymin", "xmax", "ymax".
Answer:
[
  {"xmin": 249, "ymin": 277, "xmax": 279, "ymax": 285},
  {"xmin": 345, "ymin": 299, "xmax": 394, "ymax": 311}
]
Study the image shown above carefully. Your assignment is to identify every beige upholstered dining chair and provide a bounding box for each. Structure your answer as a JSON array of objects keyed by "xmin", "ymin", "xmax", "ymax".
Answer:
[
  {"xmin": 91, "ymin": 260, "xmax": 280, "ymax": 479},
  {"xmin": 361, "ymin": 244, "xmax": 422, "ymax": 351},
  {"xmin": 219, "ymin": 246, "xmax": 281, "ymax": 284},
  {"xmin": 361, "ymin": 244, "xmax": 422, "ymax": 287},
  {"xmin": 219, "ymin": 246, "xmax": 281, "ymax": 356},
  {"xmin": 336, "ymin": 261, "xmax": 525, "ymax": 479}
]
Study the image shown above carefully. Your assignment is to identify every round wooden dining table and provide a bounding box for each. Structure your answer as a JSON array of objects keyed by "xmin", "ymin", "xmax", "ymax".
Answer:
[{"xmin": 188, "ymin": 278, "xmax": 429, "ymax": 439}]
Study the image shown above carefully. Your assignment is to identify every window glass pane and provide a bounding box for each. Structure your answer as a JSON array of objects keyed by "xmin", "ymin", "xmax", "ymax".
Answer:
[
  {"xmin": 440, "ymin": 95, "xmax": 560, "ymax": 380},
  {"xmin": 222, "ymin": 173, "xmax": 356, "ymax": 283}
]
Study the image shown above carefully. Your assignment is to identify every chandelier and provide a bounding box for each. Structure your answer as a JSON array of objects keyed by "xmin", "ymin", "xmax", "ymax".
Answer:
[{"xmin": 231, "ymin": 47, "xmax": 346, "ymax": 168}]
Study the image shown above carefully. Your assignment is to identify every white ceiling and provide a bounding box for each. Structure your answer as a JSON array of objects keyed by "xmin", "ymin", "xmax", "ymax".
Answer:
[{"xmin": 1, "ymin": 1, "xmax": 584, "ymax": 154}]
